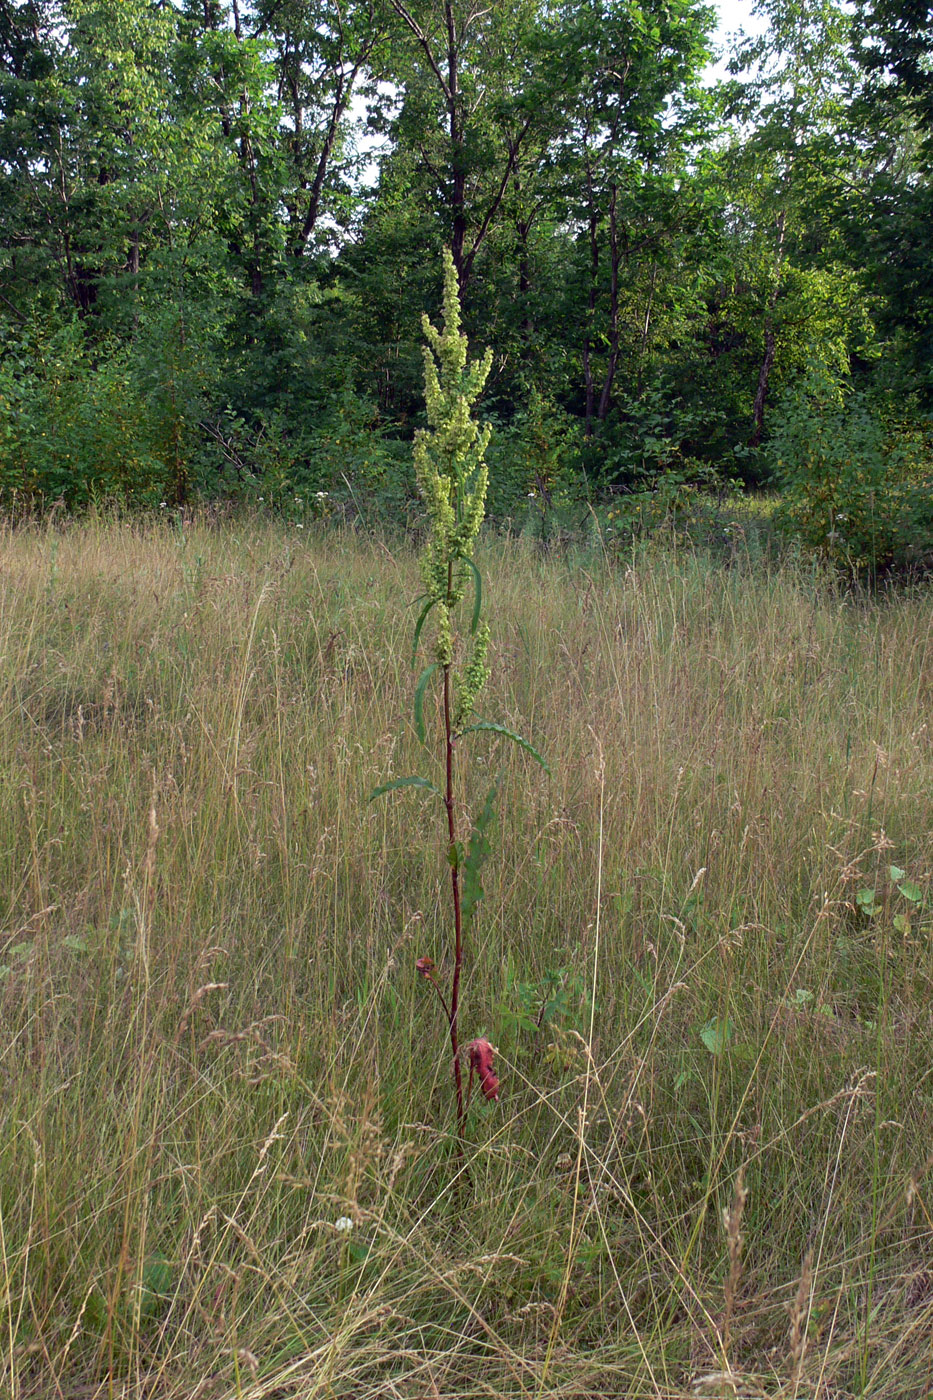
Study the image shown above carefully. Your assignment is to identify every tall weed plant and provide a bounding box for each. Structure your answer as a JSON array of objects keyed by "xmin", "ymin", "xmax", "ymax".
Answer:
[{"xmin": 373, "ymin": 251, "xmax": 547, "ymax": 1149}]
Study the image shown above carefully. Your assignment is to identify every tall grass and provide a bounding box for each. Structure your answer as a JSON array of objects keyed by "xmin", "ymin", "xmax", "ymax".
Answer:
[{"xmin": 0, "ymin": 513, "xmax": 930, "ymax": 1400}]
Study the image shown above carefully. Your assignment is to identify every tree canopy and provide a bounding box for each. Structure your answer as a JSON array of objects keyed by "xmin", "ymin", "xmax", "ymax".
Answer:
[{"xmin": 0, "ymin": 0, "xmax": 930, "ymax": 566}]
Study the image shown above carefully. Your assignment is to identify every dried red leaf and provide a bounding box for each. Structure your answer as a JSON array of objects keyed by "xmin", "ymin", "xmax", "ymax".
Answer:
[
  {"xmin": 467, "ymin": 1037, "xmax": 500, "ymax": 1102},
  {"xmin": 416, "ymin": 956, "xmax": 436, "ymax": 976}
]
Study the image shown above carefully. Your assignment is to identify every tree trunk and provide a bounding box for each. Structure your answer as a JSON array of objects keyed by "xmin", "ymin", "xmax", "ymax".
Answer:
[
  {"xmin": 517, "ymin": 215, "xmax": 534, "ymax": 349},
  {"xmin": 582, "ymin": 208, "xmax": 598, "ymax": 435},
  {"xmin": 750, "ymin": 209, "xmax": 786, "ymax": 446},
  {"xmin": 293, "ymin": 82, "xmax": 345, "ymax": 255},
  {"xmin": 597, "ymin": 184, "xmax": 621, "ymax": 422},
  {"xmin": 750, "ymin": 324, "xmax": 776, "ymax": 447},
  {"xmin": 445, "ymin": 2, "xmax": 467, "ymax": 287}
]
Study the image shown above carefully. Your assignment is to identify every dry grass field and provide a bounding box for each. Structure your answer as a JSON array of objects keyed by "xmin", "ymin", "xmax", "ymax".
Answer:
[{"xmin": 0, "ymin": 513, "xmax": 931, "ymax": 1399}]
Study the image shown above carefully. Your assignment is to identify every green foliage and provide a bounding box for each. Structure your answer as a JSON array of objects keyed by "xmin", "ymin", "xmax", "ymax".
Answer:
[
  {"xmin": 0, "ymin": 324, "xmax": 167, "ymax": 507},
  {"xmin": 484, "ymin": 392, "xmax": 585, "ymax": 520},
  {"xmin": 769, "ymin": 363, "xmax": 933, "ymax": 572},
  {"xmin": 1, "ymin": 0, "xmax": 933, "ymax": 552},
  {"xmin": 854, "ymin": 862, "xmax": 929, "ymax": 939},
  {"xmin": 498, "ymin": 961, "xmax": 592, "ymax": 1041}
]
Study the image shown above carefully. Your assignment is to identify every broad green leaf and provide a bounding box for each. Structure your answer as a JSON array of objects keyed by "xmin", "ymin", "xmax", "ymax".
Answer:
[
  {"xmin": 459, "ymin": 719, "xmax": 550, "ymax": 774},
  {"xmin": 369, "ymin": 775, "xmax": 441, "ymax": 801},
  {"xmin": 897, "ymin": 880, "xmax": 923, "ymax": 904},
  {"xmin": 699, "ymin": 1016, "xmax": 733, "ymax": 1056},
  {"xmin": 140, "ymin": 1255, "xmax": 174, "ymax": 1318},
  {"xmin": 888, "ymin": 865, "xmax": 906, "ymax": 882},
  {"xmin": 414, "ymin": 663, "xmax": 440, "ymax": 745},
  {"xmin": 63, "ymin": 935, "xmax": 88, "ymax": 953},
  {"xmin": 348, "ymin": 1237, "xmax": 372, "ymax": 1265},
  {"xmin": 893, "ymin": 913, "xmax": 911, "ymax": 935},
  {"xmin": 856, "ymin": 888, "xmax": 879, "ymax": 916}
]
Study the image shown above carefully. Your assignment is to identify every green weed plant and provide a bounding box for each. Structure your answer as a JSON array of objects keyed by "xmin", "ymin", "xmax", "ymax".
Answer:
[{"xmin": 373, "ymin": 251, "xmax": 547, "ymax": 1148}]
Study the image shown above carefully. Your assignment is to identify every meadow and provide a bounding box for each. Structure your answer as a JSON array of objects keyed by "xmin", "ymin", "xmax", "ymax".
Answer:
[{"xmin": 0, "ymin": 513, "xmax": 931, "ymax": 1400}]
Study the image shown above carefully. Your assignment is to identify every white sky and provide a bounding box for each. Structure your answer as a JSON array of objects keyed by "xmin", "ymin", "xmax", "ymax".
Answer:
[
  {"xmin": 715, "ymin": 0, "xmax": 766, "ymax": 43},
  {"xmin": 711, "ymin": 0, "xmax": 768, "ymax": 76}
]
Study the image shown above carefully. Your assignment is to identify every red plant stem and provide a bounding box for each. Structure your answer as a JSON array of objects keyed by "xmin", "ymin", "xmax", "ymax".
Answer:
[
  {"xmin": 444, "ymin": 566, "xmax": 466, "ymax": 1146},
  {"xmin": 444, "ymin": 659, "xmax": 466, "ymax": 1143},
  {"xmin": 423, "ymin": 968, "xmax": 452, "ymax": 1024}
]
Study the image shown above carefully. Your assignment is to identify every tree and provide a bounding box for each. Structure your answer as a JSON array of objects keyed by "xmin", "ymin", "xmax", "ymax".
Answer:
[
  {"xmin": 378, "ymin": 0, "xmax": 553, "ymax": 289},
  {"xmin": 723, "ymin": 0, "xmax": 867, "ymax": 445},
  {"xmin": 546, "ymin": 0, "xmax": 716, "ymax": 435},
  {"xmin": 857, "ymin": 0, "xmax": 933, "ymax": 140},
  {"xmin": 850, "ymin": 0, "xmax": 933, "ymax": 397}
]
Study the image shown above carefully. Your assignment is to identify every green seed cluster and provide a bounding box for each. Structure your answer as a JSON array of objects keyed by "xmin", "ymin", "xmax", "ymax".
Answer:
[
  {"xmin": 414, "ymin": 249, "xmax": 492, "ymax": 667},
  {"xmin": 455, "ymin": 620, "xmax": 491, "ymax": 727}
]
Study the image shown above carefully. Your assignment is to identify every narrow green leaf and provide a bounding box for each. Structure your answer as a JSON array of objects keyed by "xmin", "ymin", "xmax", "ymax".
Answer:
[
  {"xmin": 411, "ymin": 597, "xmax": 437, "ymax": 665},
  {"xmin": 461, "ymin": 558, "xmax": 482, "ymax": 634},
  {"xmin": 460, "ymin": 719, "xmax": 550, "ymax": 774},
  {"xmin": 414, "ymin": 663, "xmax": 440, "ymax": 745},
  {"xmin": 461, "ymin": 782, "xmax": 499, "ymax": 930},
  {"xmin": 369, "ymin": 775, "xmax": 441, "ymax": 801}
]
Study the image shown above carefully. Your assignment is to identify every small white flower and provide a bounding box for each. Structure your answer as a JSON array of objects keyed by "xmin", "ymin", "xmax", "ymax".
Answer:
[
  {"xmin": 295, "ymin": 522, "xmax": 304, "ymax": 529},
  {"xmin": 159, "ymin": 501, "xmax": 167, "ymax": 509},
  {"xmin": 335, "ymin": 1216, "xmax": 354, "ymax": 1233}
]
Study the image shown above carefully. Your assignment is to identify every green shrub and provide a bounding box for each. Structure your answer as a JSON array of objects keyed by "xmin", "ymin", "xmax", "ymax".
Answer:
[
  {"xmin": 0, "ymin": 320, "xmax": 216, "ymax": 509},
  {"xmin": 769, "ymin": 363, "xmax": 933, "ymax": 573},
  {"xmin": 0, "ymin": 325, "xmax": 165, "ymax": 508},
  {"xmin": 484, "ymin": 390, "xmax": 584, "ymax": 520},
  {"xmin": 202, "ymin": 392, "xmax": 417, "ymax": 525}
]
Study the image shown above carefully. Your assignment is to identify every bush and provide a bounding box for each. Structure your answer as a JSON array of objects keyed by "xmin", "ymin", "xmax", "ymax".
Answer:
[
  {"xmin": 769, "ymin": 364, "xmax": 933, "ymax": 574},
  {"xmin": 484, "ymin": 391, "xmax": 585, "ymax": 521},
  {"xmin": 0, "ymin": 324, "xmax": 171, "ymax": 508},
  {"xmin": 0, "ymin": 318, "xmax": 217, "ymax": 509}
]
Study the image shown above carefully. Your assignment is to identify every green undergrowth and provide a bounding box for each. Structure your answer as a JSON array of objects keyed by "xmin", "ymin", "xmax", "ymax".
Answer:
[{"xmin": 0, "ymin": 514, "xmax": 931, "ymax": 1399}]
